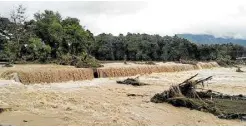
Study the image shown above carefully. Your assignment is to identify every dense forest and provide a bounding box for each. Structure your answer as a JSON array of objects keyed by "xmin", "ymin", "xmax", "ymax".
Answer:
[
  {"xmin": 0, "ymin": 5, "xmax": 245, "ymax": 67},
  {"xmin": 92, "ymin": 33, "xmax": 244, "ymax": 61}
]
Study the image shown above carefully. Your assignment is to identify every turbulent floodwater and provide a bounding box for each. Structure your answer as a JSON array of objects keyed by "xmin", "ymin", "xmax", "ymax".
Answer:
[{"xmin": 0, "ymin": 66, "xmax": 246, "ymax": 125}]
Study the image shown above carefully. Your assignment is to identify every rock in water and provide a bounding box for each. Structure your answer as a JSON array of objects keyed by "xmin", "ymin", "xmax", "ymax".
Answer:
[
  {"xmin": 0, "ymin": 105, "xmax": 12, "ymax": 113},
  {"xmin": 10, "ymin": 73, "xmax": 20, "ymax": 82}
]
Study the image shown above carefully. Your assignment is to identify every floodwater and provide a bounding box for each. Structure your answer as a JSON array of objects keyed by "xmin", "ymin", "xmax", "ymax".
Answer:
[{"xmin": 0, "ymin": 66, "xmax": 246, "ymax": 125}]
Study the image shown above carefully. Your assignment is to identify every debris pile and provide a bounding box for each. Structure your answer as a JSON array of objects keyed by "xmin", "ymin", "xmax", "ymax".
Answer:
[
  {"xmin": 0, "ymin": 105, "xmax": 12, "ymax": 114},
  {"xmin": 2, "ymin": 63, "xmax": 13, "ymax": 67},
  {"xmin": 134, "ymin": 61, "xmax": 156, "ymax": 65},
  {"xmin": 151, "ymin": 74, "xmax": 246, "ymax": 120},
  {"xmin": 180, "ymin": 60, "xmax": 198, "ymax": 65},
  {"xmin": 116, "ymin": 77, "xmax": 149, "ymax": 86},
  {"xmin": 236, "ymin": 67, "xmax": 244, "ymax": 72}
]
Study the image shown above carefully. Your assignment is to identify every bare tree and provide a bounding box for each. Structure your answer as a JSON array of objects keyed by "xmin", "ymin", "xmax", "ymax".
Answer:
[
  {"xmin": 9, "ymin": 4, "xmax": 27, "ymax": 58},
  {"xmin": 10, "ymin": 4, "xmax": 27, "ymax": 25}
]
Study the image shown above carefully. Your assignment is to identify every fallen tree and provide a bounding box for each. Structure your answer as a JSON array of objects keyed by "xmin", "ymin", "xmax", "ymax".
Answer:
[{"xmin": 151, "ymin": 74, "xmax": 246, "ymax": 120}]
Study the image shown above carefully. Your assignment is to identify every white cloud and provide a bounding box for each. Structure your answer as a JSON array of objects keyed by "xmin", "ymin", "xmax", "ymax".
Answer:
[{"xmin": 1, "ymin": 0, "xmax": 246, "ymax": 38}]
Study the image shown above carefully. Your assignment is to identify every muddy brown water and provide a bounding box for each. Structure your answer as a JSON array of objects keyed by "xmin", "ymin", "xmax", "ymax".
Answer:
[{"xmin": 0, "ymin": 65, "xmax": 246, "ymax": 125}]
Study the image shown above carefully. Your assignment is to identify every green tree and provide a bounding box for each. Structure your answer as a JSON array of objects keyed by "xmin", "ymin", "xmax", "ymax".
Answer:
[
  {"xmin": 24, "ymin": 37, "xmax": 51, "ymax": 61},
  {"xmin": 62, "ymin": 17, "xmax": 89, "ymax": 56},
  {"xmin": 34, "ymin": 10, "xmax": 63, "ymax": 58}
]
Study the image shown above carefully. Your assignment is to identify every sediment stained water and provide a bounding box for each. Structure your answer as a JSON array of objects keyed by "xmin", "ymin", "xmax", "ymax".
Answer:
[{"xmin": 0, "ymin": 65, "xmax": 246, "ymax": 125}]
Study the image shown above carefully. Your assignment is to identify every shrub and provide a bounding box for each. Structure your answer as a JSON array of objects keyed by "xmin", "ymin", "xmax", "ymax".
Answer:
[
  {"xmin": 59, "ymin": 54, "xmax": 73, "ymax": 65},
  {"xmin": 56, "ymin": 53, "xmax": 103, "ymax": 68},
  {"xmin": 75, "ymin": 56, "xmax": 103, "ymax": 68},
  {"xmin": 216, "ymin": 55, "xmax": 234, "ymax": 67},
  {"xmin": 216, "ymin": 60, "xmax": 234, "ymax": 67}
]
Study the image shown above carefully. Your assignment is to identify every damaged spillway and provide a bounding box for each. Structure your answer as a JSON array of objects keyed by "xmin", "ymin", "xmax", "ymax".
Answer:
[
  {"xmin": 0, "ymin": 62, "xmax": 219, "ymax": 84},
  {"xmin": 96, "ymin": 62, "xmax": 219, "ymax": 78}
]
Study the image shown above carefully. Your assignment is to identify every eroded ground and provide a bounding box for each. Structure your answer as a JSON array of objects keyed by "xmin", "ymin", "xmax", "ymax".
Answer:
[{"xmin": 0, "ymin": 66, "xmax": 246, "ymax": 125}]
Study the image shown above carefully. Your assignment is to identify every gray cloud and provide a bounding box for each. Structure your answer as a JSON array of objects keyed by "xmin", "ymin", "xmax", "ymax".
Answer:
[
  {"xmin": 1, "ymin": 1, "xmax": 246, "ymax": 39},
  {"xmin": 0, "ymin": 1, "xmax": 147, "ymax": 17}
]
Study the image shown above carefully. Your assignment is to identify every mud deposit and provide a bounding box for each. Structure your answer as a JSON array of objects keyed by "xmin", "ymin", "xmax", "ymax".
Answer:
[{"xmin": 0, "ymin": 66, "xmax": 246, "ymax": 125}]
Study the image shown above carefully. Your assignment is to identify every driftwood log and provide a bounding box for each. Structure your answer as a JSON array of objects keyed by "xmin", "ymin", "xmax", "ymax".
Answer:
[{"xmin": 151, "ymin": 74, "xmax": 246, "ymax": 120}]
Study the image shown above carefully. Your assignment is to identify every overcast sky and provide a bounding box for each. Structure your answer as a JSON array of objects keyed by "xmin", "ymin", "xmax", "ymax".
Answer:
[{"xmin": 1, "ymin": 0, "xmax": 246, "ymax": 39}]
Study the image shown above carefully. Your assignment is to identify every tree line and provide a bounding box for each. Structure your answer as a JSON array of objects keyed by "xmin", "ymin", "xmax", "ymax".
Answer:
[
  {"xmin": 92, "ymin": 33, "xmax": 245, "ymax": 61},
  {"xmin": 0, "ymin": 5, "xmax": 245, "ymax": 67}
]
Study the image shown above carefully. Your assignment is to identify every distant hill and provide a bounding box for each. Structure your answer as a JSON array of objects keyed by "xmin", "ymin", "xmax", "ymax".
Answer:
[{"xmin": 176, "ymin": 34, "xmax": 246, "ymax": 46}]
